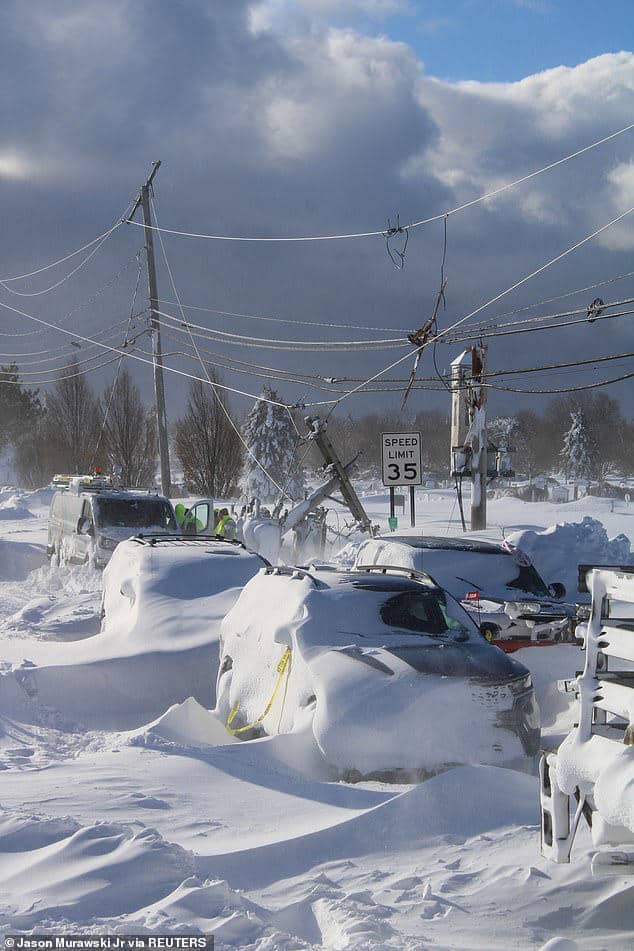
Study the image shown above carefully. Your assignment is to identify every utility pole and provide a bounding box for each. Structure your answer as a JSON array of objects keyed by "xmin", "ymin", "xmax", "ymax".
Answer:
[
  {"xmin": 449, "ymin": 345, "xmax": 487, "ymax": 532},
  {"xmin": 129, "ymin": 161, "xmax": 171, "ymax": 496},
  {"xmin": 470, "ymin": 344, "xmax": 487, "ymax": 532}
]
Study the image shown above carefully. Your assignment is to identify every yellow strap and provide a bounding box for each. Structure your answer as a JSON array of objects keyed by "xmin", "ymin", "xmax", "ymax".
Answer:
[{"xmin": 226, "ymin": 647, "xmax": 292, "ymax": 736}]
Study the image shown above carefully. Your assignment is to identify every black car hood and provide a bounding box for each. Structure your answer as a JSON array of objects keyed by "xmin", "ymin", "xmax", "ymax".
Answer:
[{"xmin": 382, "ymin": 640, "xmax": 529, "ymax": 683}]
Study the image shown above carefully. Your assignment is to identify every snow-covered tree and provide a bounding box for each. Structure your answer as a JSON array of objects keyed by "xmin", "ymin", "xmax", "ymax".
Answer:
[
  {"xmin": 241, "ymin": 387, "xmax": 306, "ymax": 502},
  {"xmin": 560, "ymin": 410, "xmax": 595, "ymax": 481},
  {"xmin": 489, "ymin": 416, "xmax": 518, "ymax": 449}
]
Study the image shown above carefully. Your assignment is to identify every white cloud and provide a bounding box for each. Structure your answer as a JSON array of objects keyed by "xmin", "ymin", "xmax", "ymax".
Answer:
[
  {"xmin": 602, "ymin": 162, "xmax": 634, "ymax": 250},
  {"xmin": 253, "ymin": 27, "xmax": 422, "ymax": 160},
  {"xmin": 402, "ymin": 52, "xmax": 634, "ymax": 239},
  {"xmin": 249, "ymin": 0, "xmax": 408, "ymax": 35}
]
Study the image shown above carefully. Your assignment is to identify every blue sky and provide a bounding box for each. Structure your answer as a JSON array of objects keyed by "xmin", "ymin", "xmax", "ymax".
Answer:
[{"xmin": 370, "ymin": 1, "xmax": 632, "ymax": 82}]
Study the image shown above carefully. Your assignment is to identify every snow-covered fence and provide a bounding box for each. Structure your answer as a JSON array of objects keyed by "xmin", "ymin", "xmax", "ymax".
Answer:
[{"xmin": 540, "ymin": 564, "xmax": 634, "ymax": 867}]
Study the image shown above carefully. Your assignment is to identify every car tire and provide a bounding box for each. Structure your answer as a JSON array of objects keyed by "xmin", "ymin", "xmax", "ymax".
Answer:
[{"xmin": 480, "ymin": 622, "xmax": 501, "ymax": 642}]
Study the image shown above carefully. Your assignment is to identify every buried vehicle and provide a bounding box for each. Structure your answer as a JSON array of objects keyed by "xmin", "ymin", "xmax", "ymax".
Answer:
[
  {"xmin": 1, "ymin": 536, "xmax": 270, "ymax": 732},
  {"xmin": 216, "ymin": 564, "xmax": 540, "ymax": 778},
  {"xmin": 354, "ymin": 535, "xmax": 575, "ymax": 650},
  {"xmin": 47, "ymin": 474, "xmax": 177, "ymax": 568}
]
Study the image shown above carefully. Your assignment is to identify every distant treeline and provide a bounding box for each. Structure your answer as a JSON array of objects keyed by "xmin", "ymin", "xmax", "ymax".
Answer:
[{"xmin": 1, "ymin": 361, "xmax": 632, "ymax": 490}]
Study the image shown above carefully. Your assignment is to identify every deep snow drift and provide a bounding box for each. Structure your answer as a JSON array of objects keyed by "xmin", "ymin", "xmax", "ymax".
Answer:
[{"xmin": 0, "ymin": 488, "xmax": 633, "ymax": 948}]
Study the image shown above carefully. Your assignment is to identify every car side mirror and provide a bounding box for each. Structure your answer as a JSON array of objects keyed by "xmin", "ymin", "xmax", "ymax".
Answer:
[
  {"xmin": 548, "ymin": 582, "xmax": 566, "ymax": 599},
  {"xmin": 77, "ymin": 516, "xmax": 94, "ymax": 536}
]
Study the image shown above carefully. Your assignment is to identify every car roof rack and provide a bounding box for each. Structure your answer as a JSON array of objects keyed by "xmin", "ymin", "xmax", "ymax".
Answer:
[
  {"xmin": 130, "ymin": 533, "xmax": 270, "ymax": 564},
  {"xmin": 263, "ymin": 565, "xmax": 322, "ymax": 586},
  {"xmin": 53, "ymin": 473, "xmax": 113, "ymax": 493},
  {"xmin": 131, "ymin": 532, "xmax": 244, "ymax": 547},
  {"xmin": 353, "ymin": 564, "xmax": 440, "ymax": 588}
]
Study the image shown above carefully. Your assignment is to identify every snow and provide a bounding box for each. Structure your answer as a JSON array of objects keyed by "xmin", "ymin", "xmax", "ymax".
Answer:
[
  {"xmin": 0, "ymin": 488, "xmax": 633, "ymax": 947},
  {"xmin": 0, "ymin": 493, "xmax": 34, "ymax": 520},
  {"xmin": 508, "ymin": 516, "xmax": 633, "ymax": 601}
]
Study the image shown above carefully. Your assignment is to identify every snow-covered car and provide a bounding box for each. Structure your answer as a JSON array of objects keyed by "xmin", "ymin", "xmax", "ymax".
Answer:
[
  {"xmin": 354, "ymin": 535, "xmax": 574, "ymax": 649},
  {"xmin": 101, "ymin": 535, "xmax": 268, "ymax": 712},
  {"xmin": 216, "ymin": 564, "xmax": 540, "ymax": 778}
]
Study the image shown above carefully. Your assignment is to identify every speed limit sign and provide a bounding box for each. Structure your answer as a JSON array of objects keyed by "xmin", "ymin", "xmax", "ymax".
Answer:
[{"xmin": 381, "ymin": 432, "xmax": 422, "ymax": 486}]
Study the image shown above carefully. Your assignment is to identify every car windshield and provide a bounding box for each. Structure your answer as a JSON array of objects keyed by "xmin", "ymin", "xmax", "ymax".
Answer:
[
  {"xmin": 379, "ymin": 590, "xmax": 470, "ymax": 638},
  {"xmin": 408, "ymin": 550, "xmax": 550, "ymax": 600},
  {"xmin": 95, "ymin": 498, "xmax": 176, "ymax": 530}
]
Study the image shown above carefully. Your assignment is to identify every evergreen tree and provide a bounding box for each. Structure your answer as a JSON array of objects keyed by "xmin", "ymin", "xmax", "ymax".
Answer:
[
  {"xmin": 241, "ymin": 387, "xmax": 306, "ymax": 502},
  {"xmin": 560, "ymin": 410, "xmax": 595, "ymax": 481}
]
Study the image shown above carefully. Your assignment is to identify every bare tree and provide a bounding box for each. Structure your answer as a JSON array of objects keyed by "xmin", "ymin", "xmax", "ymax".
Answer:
[
  {"xmin": 175, "ymin": 376, "xmax": 243, "ymax": 496},
  {"xmin": 44, "ymin": 363, "xmax": 101, "ymax": 474},
  {"xmin": 101, "ymin": 368, "xmax": 157, "ymax": 486}
]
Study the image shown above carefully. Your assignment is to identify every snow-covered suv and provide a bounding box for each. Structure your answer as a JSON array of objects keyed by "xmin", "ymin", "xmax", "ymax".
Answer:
[{"xmin": 216, "ymin": 564, "xmax": 540, "ymax": 778}]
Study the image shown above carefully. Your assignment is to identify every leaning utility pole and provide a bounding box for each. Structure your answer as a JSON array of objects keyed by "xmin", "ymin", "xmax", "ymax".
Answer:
[
  {"xmin": 305, "ymin": 415, "xmax": 373, "ymax": 534},
  {"xmin": 129, "ymin": 161, "xmax": 171, "ymax": 496}
]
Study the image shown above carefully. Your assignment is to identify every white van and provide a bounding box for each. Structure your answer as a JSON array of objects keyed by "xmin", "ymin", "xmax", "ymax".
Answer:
[{"xmin": 47, "ymin": 475, "xmax": 177, "ymax": 568}]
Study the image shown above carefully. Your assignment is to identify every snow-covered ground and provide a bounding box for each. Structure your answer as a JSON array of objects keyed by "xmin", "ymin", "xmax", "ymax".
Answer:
[{"xmin": 1, "ymin": 485, "xmax": 633, "ymax": 948}]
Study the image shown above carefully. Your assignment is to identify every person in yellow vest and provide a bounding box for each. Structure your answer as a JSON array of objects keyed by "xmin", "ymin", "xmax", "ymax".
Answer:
[{"xmin": 216, "ymin": 507, "xmax": 237, "ymax": 540}]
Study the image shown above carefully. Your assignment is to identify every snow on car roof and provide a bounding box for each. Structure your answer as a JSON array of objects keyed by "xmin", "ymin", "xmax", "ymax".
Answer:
[{"xmin": 382, "ymin": 535, "xmax": 509, "ymax": 555}]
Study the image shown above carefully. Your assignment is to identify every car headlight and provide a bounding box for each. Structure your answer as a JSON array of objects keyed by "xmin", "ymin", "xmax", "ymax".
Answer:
[{"xmin": 505, "ymin": 601, "xmax": 541, "ymax": 619}]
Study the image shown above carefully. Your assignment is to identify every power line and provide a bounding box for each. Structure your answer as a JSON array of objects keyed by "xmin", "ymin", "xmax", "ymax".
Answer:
[
  {"xmin": 444, "ymin": 308, "xmax": 634, "ymax": 344},
  {"xmin": 0, "ymin": 223, "xmax": 119, "ymax": 298},
  {"xmin": 0, "ymin": 218, "xmax": 128, "ymax": 284},
  {"xmin": 315, "ymin": 203, "xmax": 634, "ymax": 410},
  {"xmin": 156, "ymin": 299, "xmax": 409, "ymax": 335},
  {"xmin": 155, "ymin": 308, "xmax": 409, "ymax": 349},
  {"xmin": 155, "ymin": 324, "xmax": 633, "ymax": 396},
  {"xmin": 125, "ymin": 121, "xmax": 634, "ymax": 244},
  {"xmin": 485, "ymin": 371, "xmax": 634, "ymax": 395},
  {"xmin": 480, "ymin": 269, "xmax": 634, "ymax": 322},
  {"xmin": 444, "ymin": 296, "xmax": 634, "ymax": 339},
  {"xmin": 0, "ymin": 355, "xmax": 125, "ymax": 387},
  {"xmin": 0, "ymin": 316, "xmax": 141, "ymax": 362},
  {"xmin": 0, "ymin": 254, "xmax": 143, "ymax": 338},
  {"xmin": 0, "ymin": 298, "xmax": 298, "ymax": 408}
]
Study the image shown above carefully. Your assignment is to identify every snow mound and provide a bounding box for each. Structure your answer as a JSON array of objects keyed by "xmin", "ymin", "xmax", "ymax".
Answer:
[
  {"xmin": 508, "ymin": 516, "xmax": 633, "ymax": 599},
  {"xmin": 0, "ymin": 539, "xmax": 46, "ymax": 582},
  {"xmin": 129, "ymin": 697, "xmax": 237, "ymax": 749},
  {"xmin": 199, "ymin": 764, "xmax": 539, "ymax": 889},
  {"xmin": 133, "ymin": 875, "xmax": 270, "ymax": 942},
  {"xmin": 0, "ymin": 814, "xmax": 195, "ymax": 929},
  {"xmin": 0, "ymin": 493, "xmax": 33, "ymax": 520}
]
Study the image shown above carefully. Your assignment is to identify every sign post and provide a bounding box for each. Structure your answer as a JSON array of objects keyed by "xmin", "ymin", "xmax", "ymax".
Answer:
[{"xmin": 381, "ymin": 432, "xmax": 422, "ymax": 529}]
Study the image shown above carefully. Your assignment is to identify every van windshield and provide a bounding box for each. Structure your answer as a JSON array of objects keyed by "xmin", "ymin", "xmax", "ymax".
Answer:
[{"xmin": 95, "ymin": 498, "xmax": 176, "ymax": 530}]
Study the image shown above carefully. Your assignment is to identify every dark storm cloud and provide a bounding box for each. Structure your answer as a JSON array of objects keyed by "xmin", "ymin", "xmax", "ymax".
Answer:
[{"xmin": 0, "ymin": 0, "xmax": 632, "ymax": 418}]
